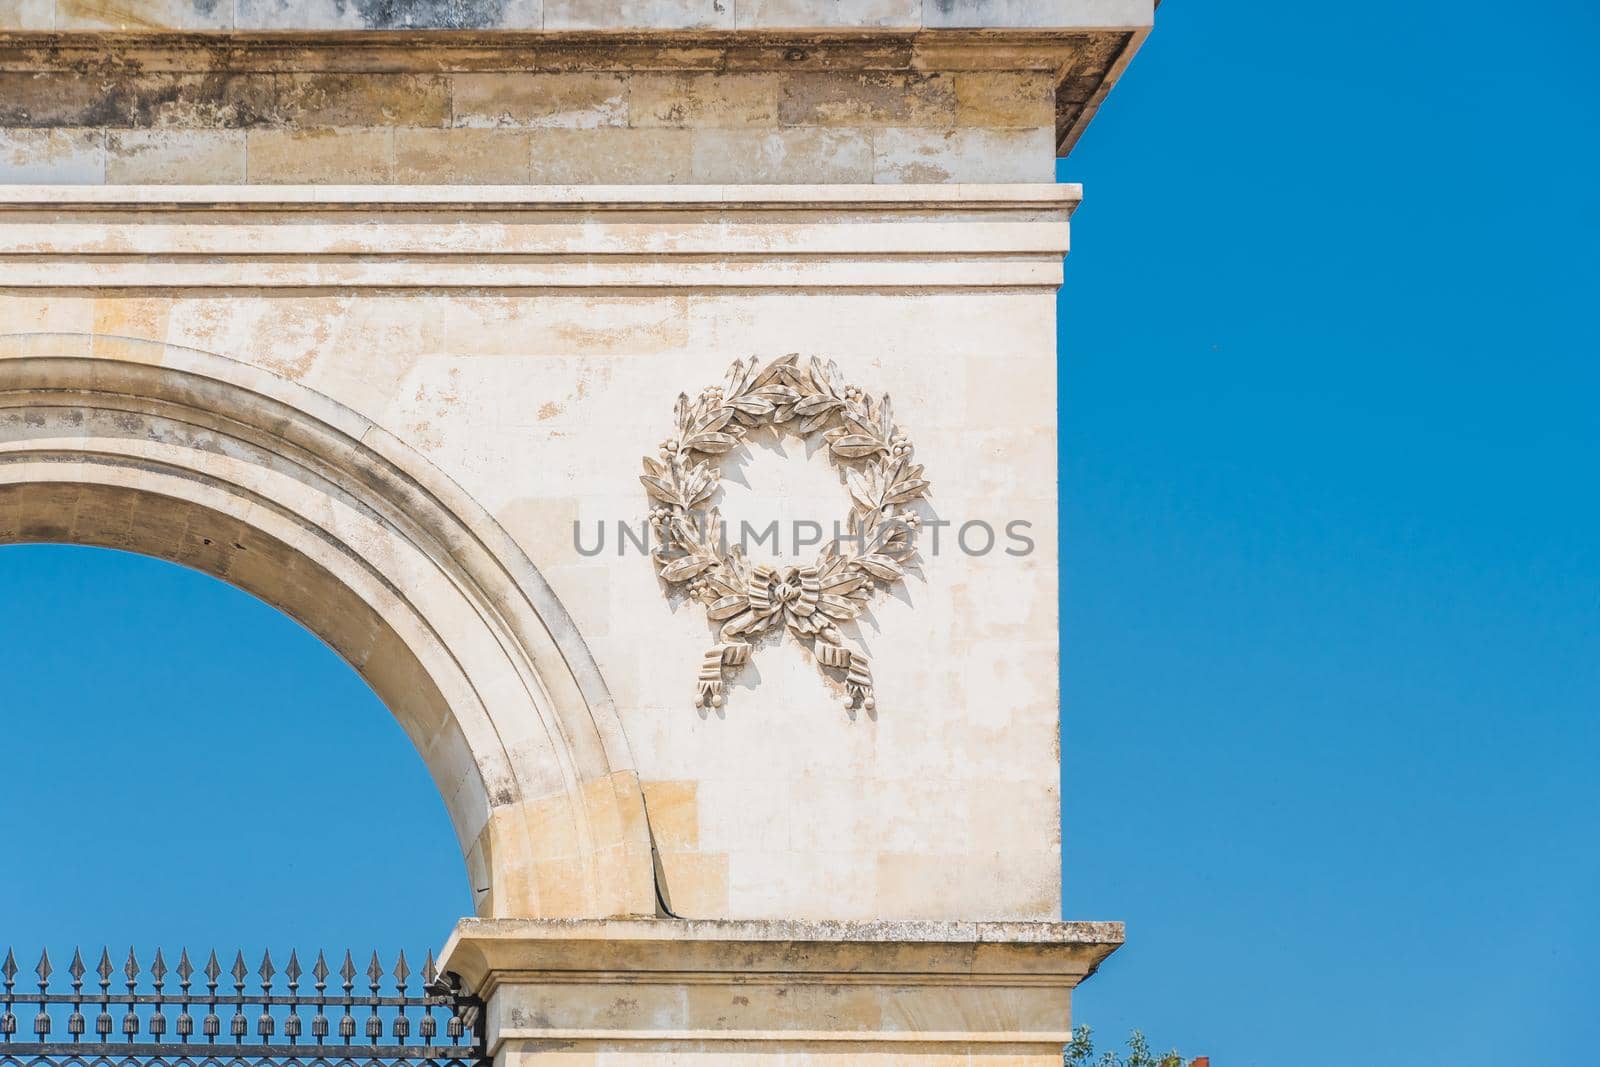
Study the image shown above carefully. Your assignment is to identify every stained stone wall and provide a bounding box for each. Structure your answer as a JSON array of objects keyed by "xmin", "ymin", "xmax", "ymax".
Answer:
[
  {"xmin": 0, "ymin": 184, "xmax": 1077, "ymax": 921},
  {"xmin": 0, "ymin": 5, "xmax": 1153, "ymax": 942},
  {"xmin": 0, "ymin": 27, "xmax": 1141, "ymax": 184}
]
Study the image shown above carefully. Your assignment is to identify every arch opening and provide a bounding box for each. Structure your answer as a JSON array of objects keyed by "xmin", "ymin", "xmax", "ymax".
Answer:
[
  {"xmin": 0, "ymin": 333, "xmax": 656, "ymax": 920},
  {"xmin": 0, "ymin": 541, "xmax": 470, "ymax": 941}
]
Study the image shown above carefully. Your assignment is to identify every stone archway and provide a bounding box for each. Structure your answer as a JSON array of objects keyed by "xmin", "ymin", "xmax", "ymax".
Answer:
[{"xmin": 0, "ymin": 332, "xmax": 656, "ymax": 920}]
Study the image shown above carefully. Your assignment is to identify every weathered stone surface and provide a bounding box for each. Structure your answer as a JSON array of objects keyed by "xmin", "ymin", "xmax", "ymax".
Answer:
[
  {"xmin": 0, "ymin": 0, "xmax": 51, "ymax": 28},
  {"xmin": 628, "ymin": 72, "xmax": 780, "ymax": 128},
  {"xmin": 238, "ymin": 0, "xmax": 544, "ymax": 28},
  {"xmin": 437, "ymin": 917, "xmax": 1120, "ymax": 1062},
  {"xmin": 779, "ymin": 71, "xmax": 956, "ymax": 127},
  {"xmin": 924, "ymin": 0, "xmax": 1151, "ymax": 28},
  {"xmin": 106, "ymin": 128, "xmax": 245, "ymax": 182},
  {"xmin": 245, "ymin": 127, "xmax": 397, "ymax": 181},
  {"xmin": 737, "ymin": 0, "xmax": 919, "ymax": 28},
  {"xmin": 0, "ymin": 28, "xmax": 1140, "ymax": 159},
  {"xmin": 395, "ymin": 126, "xmax": 533, "ymax": 182},
  {"xmin": 0, "ymin": 127, "xmax": 102, "ymax": 180},
  {"xmin": 688, "ymin": 126, "xmax": 873, "ymax": 182},
  {"xmin": 276, "ymin": 73, "xmax": 452, "ymax": 126},
  {"xmin": 526, "ymin": 126, "xmax": 694, "ymax": 181},
  {"xmin": 0, "ymin": 0, "xmax": 1151, "ymax": 29},
  {"xmin": 54, "ymin": 0, "xmax": 232, "ymax": 29},
  {"xmin": 956, "ymin": 69, "xmax": 1056, "ymax": 126},
  {"xmin": 0, "ymin": 185, "xmax": 1077, "ymax": 923},
  {"xmin": 872, "ymin": 124, "xmax": 1056, "ymax": 182},
  {"xmin": 451, "ymin": 72, "xmax": 627, "ymax": 128},
  {"xmin": 0, "ymin": 11, "xmax": 1157, "ymax": 1044},
  {"xmin": 543, "ymin": 0, "xmax": 732, "ymax": 30}
]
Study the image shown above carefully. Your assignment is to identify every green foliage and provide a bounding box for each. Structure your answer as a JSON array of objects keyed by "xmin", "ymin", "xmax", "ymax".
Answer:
[{"xmin": 1064, "ymin": 1026, "xmax": 1189, "ymax": 1067}]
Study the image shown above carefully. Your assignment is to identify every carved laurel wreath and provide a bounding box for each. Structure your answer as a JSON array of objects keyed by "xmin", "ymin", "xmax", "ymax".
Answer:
[{"xmin": 641, "ymin": 354, "xmax": 929, "ymax": 711}]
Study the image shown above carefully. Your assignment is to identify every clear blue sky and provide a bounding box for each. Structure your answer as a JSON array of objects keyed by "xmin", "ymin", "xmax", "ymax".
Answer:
[{"xmin": 2, "ymin": 2, "xmax": 1596, "ymax": 1063}]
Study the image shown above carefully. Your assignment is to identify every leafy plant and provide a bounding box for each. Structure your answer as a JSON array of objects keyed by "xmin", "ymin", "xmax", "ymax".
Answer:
[{"xmin": 1064, "ymin": 1026, "xmax": 1192, "ymax": 1067}]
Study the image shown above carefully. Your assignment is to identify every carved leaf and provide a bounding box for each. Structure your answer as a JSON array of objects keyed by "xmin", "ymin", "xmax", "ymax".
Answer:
[
  {"xmin": 697, "ymin": 406, "xmax": 736, "ymax": 433},
  {"xmin": 798, "ymin": 410, "xmax": 837, "ymax": 434},
  {"xmin": 829, "ymin": 435, "xmax": 886, "ymax": 459},
  {"xmin": 817, "ymin": 594, "xmax": 863, "ymax": 620},
  {"xmin": 841, "ymin": 410, "xmax": 878, "ymax": 438},
  {"xmin": 674, "ymin": 393, "xmax": 691, "ymax": 434},
  {"xmin": 724, "ymin": 358, "xmax": 753, "ymax": 397},
  {"xmin": 754, "ymin": 385, "xmax": 800, "ymax": 405},
  {"xmin": 661, "ymin": 557, "xmax": 716, "ymax": 582},
  {"xmin": 846, "ymin": 470, "xmax": 878, "ymax": 512},
  {"xmin": 639, "ymin": 474, "xmax": 680, "ymax": 504},
  {"xmin": 687, "ymin": 481, "xmax": 719, "ymax": 508},
  {"xmin": 706, "ymin": 595, "xmax": 749, "ymax": 620},
  {"xmin": 882, "ymin": 479, "xmax": 929, "ymax": 505},
  {"xmin": 730, "ymin": 396, "xmax": 775, "ymax": 416},
  {"xmin": 825, "ymin": 359, "xmax": 845, "ymax": 394},
  {"xmin": 821, "ymin": 574, "xmax": 868, "ymax": 596},
  {"xmin": 807, "ymin": 355, "xmax": 834, "ymax": 397},
  {"xmin": 794, "ymin": 395, "xmax": 839, "ymax": 416},
  {"xmin": 750, "ymin": 354, "xmax": 794, "ymax": 388},
  {"xmin": 857, "ymin": 555, "xmax": 904, "ymax": 581},
  {"xmin": 685, "ymin": 432, "xmax": 742, "ymax": 454}
]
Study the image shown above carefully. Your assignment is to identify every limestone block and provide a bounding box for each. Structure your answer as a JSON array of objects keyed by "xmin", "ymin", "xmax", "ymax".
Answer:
[
  {"xmin": 544, "ymin": 0, "xmax": 732, "ymax": 30},
  {"xmin": 53, "ymin": 0, "xmax": 232, "ymax": 29},
  {"xmin": 628, "ymin": 73, "xmax": 781, "ymax": 129},
  {"xmin": 236, "ymin": 0, "xmax": 542, "ymax": 28},
  {"xmin": 736, "ymin": 0, "xmax": 918, "ymax": 28},
  {"xmin": 778, "ymin": 71, "xmax": 956, "ymax": 128},
  {"xmin": 106, "ymin": 130, "xmax": 246, "ymax": 183},
  {"xmin": 923, "ymin": 0, "xmax": 1153, "ymax": 29},
  {"xmin": 0, "ymin": 128, "xmax": 103, "ymax": 182},
  {"xmin": 451, "ymin": 73, "xmax": 628, "ymax": 129},
  {"xmin": 872, "ymin": 125, "xmax": 1056, "ymax": 182},
  {"xmin": 955, "ymin": 70, "xmax": 1057, "ymax": 126},
  {"xmin": 688, "ymin": 128, "xmax": 874, "ymax": 183},
  {"xmin": 245, "ymin": 128, "xmax": 396, "ymax": 182},
  {"xmin": 0, "ymin": 0, "xmax": 51, "ymax": 27},
  {"xmin": 276, "ymin": 73, "xmax": 452, "ymax": 127},
  {"xmin": 527, "ymin": 127, "xmax": 695, "ymax": 182},
  {"xmin": 394, "ymin": 128, "xmax": 534, "ymax": 183},
  {"xmin": 235, "ymin": 0, "xmax": 363, "ymax": 28},
  {"xmin": 640, "ymin": 779, "xmax": 699, "ymax": 850}
]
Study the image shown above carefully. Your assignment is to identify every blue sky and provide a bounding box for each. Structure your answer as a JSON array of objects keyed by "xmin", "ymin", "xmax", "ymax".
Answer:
[
  {"xmin": 1058, "ymin": 0, "xmax": 1597, "ymax": 1060},
  {"xmin": 1, "ymin": 2, "xmax": 1596, "ymax": 1063}
]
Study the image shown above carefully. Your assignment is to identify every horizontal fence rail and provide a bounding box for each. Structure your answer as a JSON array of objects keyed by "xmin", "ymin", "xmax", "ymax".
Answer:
[{"xmin": 0, "ymin": 947, "xmax": 485, "ymax": 1067}]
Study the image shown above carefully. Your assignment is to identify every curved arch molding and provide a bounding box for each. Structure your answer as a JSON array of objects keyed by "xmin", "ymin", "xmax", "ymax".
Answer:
[{"xmin": 0, "ymin": 332, "xmax": 657, "ymax": 919}]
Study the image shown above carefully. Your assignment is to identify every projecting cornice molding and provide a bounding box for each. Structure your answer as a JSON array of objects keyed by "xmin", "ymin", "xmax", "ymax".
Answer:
[{"xmin": 0, "ymin": 182, "xmax": 1079, "ymax": 290}]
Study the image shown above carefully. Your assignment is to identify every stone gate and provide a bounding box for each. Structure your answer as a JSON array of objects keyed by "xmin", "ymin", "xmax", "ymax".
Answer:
[{"xmin": 0, "ymin": 3, "xmax": 1156, "ymax": 1062}]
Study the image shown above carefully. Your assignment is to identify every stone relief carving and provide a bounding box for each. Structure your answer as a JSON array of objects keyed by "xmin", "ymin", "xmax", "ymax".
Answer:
[{"xmin": 641, "ymin": 355, "xmax": 929, "ymax": 712}]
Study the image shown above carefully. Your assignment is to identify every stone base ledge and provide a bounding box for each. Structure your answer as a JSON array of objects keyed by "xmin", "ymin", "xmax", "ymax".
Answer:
[{"xmin": 439, "ymin": 918, "xmax": 1122, "ymax": 1059}]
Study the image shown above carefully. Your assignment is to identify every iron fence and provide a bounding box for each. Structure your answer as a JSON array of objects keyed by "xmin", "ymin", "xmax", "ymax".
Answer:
[{"xmin": 0, "ymin": 947, "xmax": 485, "ymax": 1067}]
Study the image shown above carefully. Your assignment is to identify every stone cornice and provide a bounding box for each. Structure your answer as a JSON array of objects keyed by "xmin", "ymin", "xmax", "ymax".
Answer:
[
  {"xmin": 0, "ymin": 182, "xmax": 1079, "ymax": 290},
  {"xmin": 0, "ymin": 24, "xmax": 1150, "ymax": 153},
  {"xmin": 439, "ymin": 917, "xmax": 1122, "ymax": 1049},
  {"xmin": 441, "ymin": 916, "xmax": 1124, "ymax": 995}
]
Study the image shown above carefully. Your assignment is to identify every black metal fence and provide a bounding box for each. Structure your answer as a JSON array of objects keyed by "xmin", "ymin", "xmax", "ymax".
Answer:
[{"xmin": 0, "ymin": 948, "xmax": 485, "ymax": 1067}]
